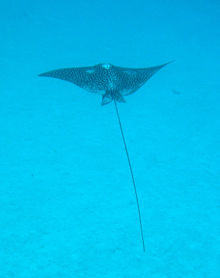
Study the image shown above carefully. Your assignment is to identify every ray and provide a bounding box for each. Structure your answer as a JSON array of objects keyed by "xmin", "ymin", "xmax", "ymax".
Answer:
[{"xmin": 39, "ymin": 62, "xmax": 171, "ymax": 251}]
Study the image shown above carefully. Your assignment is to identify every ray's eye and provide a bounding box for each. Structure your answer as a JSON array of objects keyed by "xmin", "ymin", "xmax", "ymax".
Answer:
[{"xmin": 102, "ymin": 63, "xmax": 111, "ymax": 69}]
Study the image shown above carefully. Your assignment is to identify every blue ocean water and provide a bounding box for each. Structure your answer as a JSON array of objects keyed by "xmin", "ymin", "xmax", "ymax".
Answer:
[{"xmin": 1, "ymin": 0, "xmax": 220, "ymax": 277}]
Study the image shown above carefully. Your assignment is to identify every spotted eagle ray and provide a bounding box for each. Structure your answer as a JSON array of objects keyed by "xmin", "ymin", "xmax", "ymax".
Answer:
[{"xmin": 39, "ymin": 62, "xmax": 171, "ymax": 251}]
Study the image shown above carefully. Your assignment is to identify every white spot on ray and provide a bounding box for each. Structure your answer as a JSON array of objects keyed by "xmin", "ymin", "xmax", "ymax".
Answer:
[
  {"xmin": 86, "ymin": 69, "xmax": 95, "ymax": 74},
  {"xmin": 102, "ymin": 63, "xmax": 111, "ymax": 69}
]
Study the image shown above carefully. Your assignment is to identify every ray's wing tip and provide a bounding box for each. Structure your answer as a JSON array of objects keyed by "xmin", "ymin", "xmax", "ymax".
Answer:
[
  {"xmin": 157, "ymin": 60, "xmax": 175, "ymax": 70},
  {"xmin": 38, "ymin": 71, "xmax": 56, "ymax": 78},
  {"xmin": 37, "ymin": 73, "xmax": 46, "ymax": 77},
  {"xmin": 164, "ymin": 60, "xmax": 175, "ymax": 66},
  {"xmin": 38, "ymin": 68, "xmax": 57, "ymax": 77}
]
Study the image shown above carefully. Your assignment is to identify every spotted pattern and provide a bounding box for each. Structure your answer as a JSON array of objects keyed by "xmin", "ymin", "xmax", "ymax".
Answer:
[{"xmin": 39, "ymin": 62, "xmax": 170, "ymax": 104}]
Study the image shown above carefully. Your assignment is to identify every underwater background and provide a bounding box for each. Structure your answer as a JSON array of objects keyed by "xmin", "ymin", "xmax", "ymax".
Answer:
[{"xmin": 1, "ymin": 0, "xmax": 220, "ymax": 277}]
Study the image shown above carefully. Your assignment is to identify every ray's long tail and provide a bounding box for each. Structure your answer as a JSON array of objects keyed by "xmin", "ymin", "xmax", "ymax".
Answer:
[{"xmin": 113, "ymin": 100, "xmax": 145, "ymax": 252}]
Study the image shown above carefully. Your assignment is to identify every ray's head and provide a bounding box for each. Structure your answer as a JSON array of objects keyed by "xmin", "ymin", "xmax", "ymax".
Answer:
[{"xmin": 100, "ymin": 63, "xmax": 112, "ymax": 70}]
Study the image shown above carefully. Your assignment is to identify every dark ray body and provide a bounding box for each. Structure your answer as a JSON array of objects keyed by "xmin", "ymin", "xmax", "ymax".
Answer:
[{"xmin": 39, "ymin": 62, "xmax": 170, "ymax": 105}]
